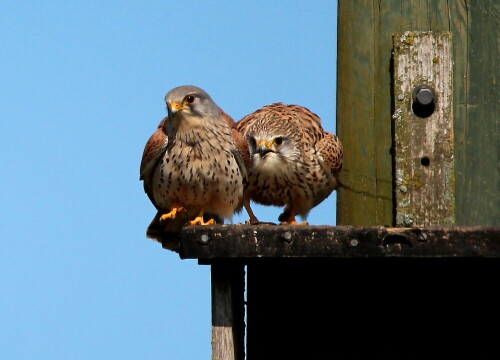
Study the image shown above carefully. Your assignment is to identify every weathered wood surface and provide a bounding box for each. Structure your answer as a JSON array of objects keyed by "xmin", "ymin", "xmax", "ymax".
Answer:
[
  {"xmin": 392, "ymin": 31, "xmax": 454, "ymax": 226},
  {"xmin": 211, "ymin": 264, "xmax": 245, "ymax": 360},
  {"xmin": 176, "ymin": 225, "xmax": 500, "ymax": 260},
  {"xmin": 337, "ymin": 0, "xmax": 499, "ymax": 226},
  {"xmin": 337, "ymin": 0, "xmax": 393, "ymax": 226},
  {"xmin": 451, "ymin": 1, "xmax": 499, "ymax": 225}
]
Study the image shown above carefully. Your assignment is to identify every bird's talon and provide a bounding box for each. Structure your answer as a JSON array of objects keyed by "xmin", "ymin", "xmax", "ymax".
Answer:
[
  {"xmin": 160, "ymin": 207, "xmax": 186, "ymax": 222},
  {"xmin": 188, "ymin": 216, "xmax": 215, "ymax": 226}
]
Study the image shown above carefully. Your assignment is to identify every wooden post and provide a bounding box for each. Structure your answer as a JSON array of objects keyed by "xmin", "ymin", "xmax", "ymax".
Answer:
[
  {"xmin": 392, "ymin": 31, "xmax": 454, "ymax": 226},
  {"xmin": 211, "ymin": 264, "xmax": 245, "ymax": 360},
  {"xmin": 451, "ymin": 0, "xmax": 499, "ymax": 225},
  {"xmin": 336, "ymin": 0, "xmax": 499, "ymax": 226},
  {"xmin": 336, "ymin": 0, "xmax": 394, "ymax": 227}
]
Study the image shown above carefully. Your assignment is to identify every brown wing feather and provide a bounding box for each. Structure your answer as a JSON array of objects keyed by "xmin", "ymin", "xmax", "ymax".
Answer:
[
  {"xmin": 140, "ymin": 117, "xmax": 168, "ymax": 209},
  {"xmin": 316, "ymin": 132, "xmax": 343, "ymax": 177},
  {"xmin": 218, "ymin": 106, "xmax": 250, "ymax": 183},
  {"xmin": 140, "ymin": 117, "xmax": 167, "ymax": 179}
]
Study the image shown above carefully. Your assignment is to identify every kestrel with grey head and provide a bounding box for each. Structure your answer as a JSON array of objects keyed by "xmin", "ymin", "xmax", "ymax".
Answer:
[
  {"xmin": 236, "ymin": 103, "xmax": 343, "ymax": 225},
  {"xmin": 140, "ymin": 85, "xmax": 248, "ymax": 248}
]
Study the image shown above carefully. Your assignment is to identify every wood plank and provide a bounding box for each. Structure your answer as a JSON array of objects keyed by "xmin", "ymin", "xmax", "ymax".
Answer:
[
  {"xmin": 392, "ymin": 31, "xmax": 454, "ymax": 226},
  {"xmin": 429, "ymin": 0, "xmax": 452, "ymax": 30},
  {"xmin": 455, "ymin": 1, "xmax": 499, "ymax": 225},
  {"xmin": 448, "ymin": 0, "xmax": 468, "ymax": 194},
  {"xmin": 373, "ymin": 1, "xmax": 397, "ymax": 225},
  {"xmin": 211, "ymin": 264, "xmax": 245, "ymax": 360},
  {"xmin": 401, "ymin": 0, "xmax": 429, "ymax": 30},
  {"xmin": 176, "ymin": 224, "xmax": 500, "ymax": 260},
  {"xmin": 337, "ymin": 0, "xmax": 393, "ymax": 226}
]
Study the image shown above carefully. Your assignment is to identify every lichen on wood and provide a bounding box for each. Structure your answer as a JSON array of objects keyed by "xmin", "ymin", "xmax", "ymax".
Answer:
[{"xmin": 392, "ymin": 31, "xmax": 454, "ymax": 226}]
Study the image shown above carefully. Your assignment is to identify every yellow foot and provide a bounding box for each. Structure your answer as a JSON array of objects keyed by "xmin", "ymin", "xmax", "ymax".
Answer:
[
  {"xmin": 280, "ymin": 220, "xmax": 309, "ymax": 225},
  {"xmin": 188, "ymin": 216, "xmax": 216, "ymax": 226},
  {"xmin": 160, "ymin": 207, "xmax": 186, "ymax": 222}
]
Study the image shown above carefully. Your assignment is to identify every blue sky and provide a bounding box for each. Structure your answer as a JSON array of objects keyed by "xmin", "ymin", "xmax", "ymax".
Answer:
[{"xmin": 0, "ymin": 1, "xmax": 338, "ymax": 358}]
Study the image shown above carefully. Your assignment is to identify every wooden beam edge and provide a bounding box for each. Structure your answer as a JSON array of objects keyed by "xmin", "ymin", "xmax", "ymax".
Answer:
[{"xmin": 173, "ymin": 225, "xmax": 500, "ymax": 260}]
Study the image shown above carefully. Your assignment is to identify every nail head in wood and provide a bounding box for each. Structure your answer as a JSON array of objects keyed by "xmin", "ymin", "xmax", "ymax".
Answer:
[
  {"xmin": 200, "ymin": 234, "xmax": 210, "ymax": 244},
  {"xmin": 281, "ymin": 231, "xmax": 292, "ymax": 242},
  {"xmin": 413, "ymin": 85, "xmax": 434, "ymax": 105}
]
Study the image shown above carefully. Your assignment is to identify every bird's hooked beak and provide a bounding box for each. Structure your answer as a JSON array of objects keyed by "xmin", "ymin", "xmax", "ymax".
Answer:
[
  {"xmin": 167, "ymin": 101, "xmax": 185, "ymax": 118},
  {"xmin": 256, "ymin": 140, "xmax": 274, "ymax": 158}
]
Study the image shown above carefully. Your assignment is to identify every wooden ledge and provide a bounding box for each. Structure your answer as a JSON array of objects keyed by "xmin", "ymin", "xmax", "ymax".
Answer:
[{"xmin": 174, "ymin": 225, "xmax": 500, "ymax": 260}]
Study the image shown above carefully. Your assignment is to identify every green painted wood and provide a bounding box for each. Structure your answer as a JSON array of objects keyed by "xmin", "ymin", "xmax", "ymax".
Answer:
[
  {"xmin": 336, "ymin": 0, "xmax": 498, "ymax": 226},
  {"xmin": 337, "ymin": 0, "xmax": 393, "ymax": 226},
  {"xmin": 452, "ymin": 1, "xmax": 499, "ymax": 225}
]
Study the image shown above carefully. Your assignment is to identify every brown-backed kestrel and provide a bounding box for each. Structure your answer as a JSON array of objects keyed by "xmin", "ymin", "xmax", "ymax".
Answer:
[
  {"xmin": 236, "ymin": 102, "xmax": 343, "ymax": 225},
  {"xmin": 140, "ymin": 85, "xmax": 248, "ymax": 248}
]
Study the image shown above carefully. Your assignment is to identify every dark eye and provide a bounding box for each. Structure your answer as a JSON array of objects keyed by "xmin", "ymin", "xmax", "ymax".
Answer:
[
  {"xmin": 274, "ymin": 137, "xmax": 283, "ymax": 146},
  {"xmin": 185, "ymin": 95, "xmax": 195, "ymax": 104}
]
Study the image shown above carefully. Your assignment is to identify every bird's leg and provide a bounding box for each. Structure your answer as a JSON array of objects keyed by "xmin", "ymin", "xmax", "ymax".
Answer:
[
  {"xmin": 188, "ymin": 210, "xmax": 216, "ymax": 226},
  {"xmin": 280, "ymin": 209, "xmax": 308, "ymax": 226},
  {"xmin": 160, "ymin": 205, "xmax": 187, "ymax": 222},
  {"xmin": 244, "ymin": 201, "xmax": 260, "ymax": 224}
]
